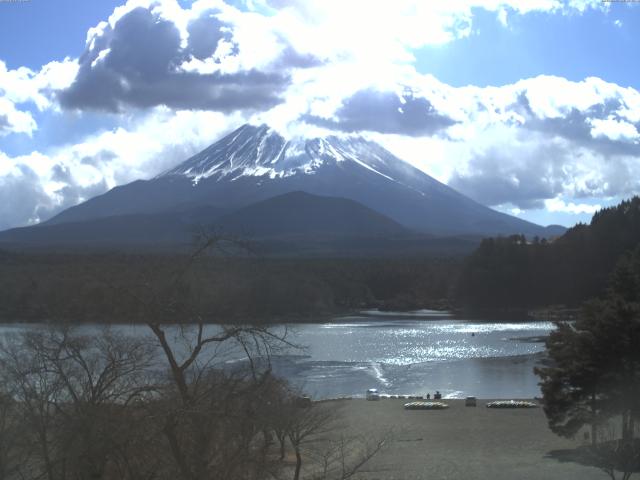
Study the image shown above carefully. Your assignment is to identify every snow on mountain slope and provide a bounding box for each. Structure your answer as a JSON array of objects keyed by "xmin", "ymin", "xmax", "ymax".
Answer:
[{"xmin": 160, "ymin": 124, "xmax": 424, "ymax": 189}]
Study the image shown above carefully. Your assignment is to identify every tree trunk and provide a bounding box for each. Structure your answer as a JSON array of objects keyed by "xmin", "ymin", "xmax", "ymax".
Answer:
[
  {"xmin": 38, "ymin": 427, "xmax": 56, "ymax": 480},
  {"xmin": 591, "ymin": 391, "xmax": 598, "ymax": 446},
  {"xmin": 293, "ymin": 447, "xmax": 302, "ymax": 480},
  {"xmin": 277, "ymin": 432, "xmax": 286, "ymax": 460},
  {"xmin": 622, "ymin": 411, "xmax": 630, "ymax": 443},
  {"xmin": 163, "ymin": 416, "xmax": 194, "ymax": 480}
]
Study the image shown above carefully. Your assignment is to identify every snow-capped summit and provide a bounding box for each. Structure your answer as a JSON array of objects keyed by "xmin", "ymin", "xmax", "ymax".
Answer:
[
  {"xmin": 160, "ymin": 124, "xmax": 414, "ymax": 186},
  {"xmin": 44, "ymin": 123, "xmax": 558, "ymax": 237}
]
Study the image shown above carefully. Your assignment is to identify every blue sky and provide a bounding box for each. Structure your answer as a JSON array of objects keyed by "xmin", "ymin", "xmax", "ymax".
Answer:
[
  {"xmin": 0, "ymin": 0, "xmax": 639, "ymax": 230},
  {"xmin": 0, "ymin": 1, "xmax": 123, "ymax": 70},
  {"xmin": 416, "ymin": 6, "xmax": 640, "ymax": 90}
]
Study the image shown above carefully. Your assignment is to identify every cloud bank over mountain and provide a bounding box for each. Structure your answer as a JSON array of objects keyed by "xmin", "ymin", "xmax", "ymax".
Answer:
[{"xmin": 0, "ymin": 0, "xmax": 637, "ymax": 230}]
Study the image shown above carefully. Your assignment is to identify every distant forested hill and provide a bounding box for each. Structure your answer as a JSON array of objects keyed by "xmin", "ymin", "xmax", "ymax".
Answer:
[{"xmin": 456, "ymin": 197, "xmax": 640, "ymax": 309}]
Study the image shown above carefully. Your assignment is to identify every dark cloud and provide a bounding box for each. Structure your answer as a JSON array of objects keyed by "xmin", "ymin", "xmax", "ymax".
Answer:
[
  {"xmin": 0, "ymin": 165, "xmax": 53, "ymax": 230},
  {"xmin": 51, "ymin": 164, "xmax": 73, "ymax": 183},
  {"xmin": 448, "ymin": 142, "xmax": 568, "ymax": 209},
  {"xmin": 57, "ymin": 5, "xmax": 316, "ymax": 113},
  {"xmin": 80, "ymin": 150, "xmax": 118, "ymax": 167},
  {"xmin": 305, "ymin": 89, "xmax": 456, "ymax": 136},
  {"xmin": 513, "ymin": 93, "xmax": 640, "ymax": 157},
  {"xmin": 186, "ymin": 11, "xmax": 235, "ymax": 60},
  {"xmin": 271, "ymin": 45, "xmax": 323, "ymax": 69},
  {"xmin": 0, "ymin": 163, "xmax": 113, "ymax": 230},
  {"xmin": 51, "ymin": 179, "xmax": 109, "ymax": 216}
]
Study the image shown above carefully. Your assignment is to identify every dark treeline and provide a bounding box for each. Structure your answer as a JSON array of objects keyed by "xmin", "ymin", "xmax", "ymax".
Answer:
[
  {"xmin": 457, "ymin": 197, "xmax": 640, "ymax": 310},
  {"xmin": 7, "ymin": 196, "xmax": 640, "ymax": 323},
  {"xmin": 0, "ymin": 250, "xmax": 461, "ymax": 323}
]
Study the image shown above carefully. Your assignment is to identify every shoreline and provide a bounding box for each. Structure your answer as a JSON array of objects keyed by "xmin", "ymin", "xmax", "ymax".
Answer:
[
  {"xmin": 332, "ymin": 398, "xmax": 603, "ymax": 480},
  {"xmin": 0, "ymin": 306, "xmax": 566, "ymax": 325}
]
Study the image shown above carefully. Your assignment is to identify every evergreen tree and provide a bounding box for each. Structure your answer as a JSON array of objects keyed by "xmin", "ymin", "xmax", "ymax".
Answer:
[
  {"xmin": 535, "ymin": 317, "xmax": 604, "ymax": 444},
  {"xmin": 458, "ymin": 196, "xmax": 640, "ymax": 310},
  {"xmin": 536, "ymin": 248, "xmax": 640, "ymax": 444}
]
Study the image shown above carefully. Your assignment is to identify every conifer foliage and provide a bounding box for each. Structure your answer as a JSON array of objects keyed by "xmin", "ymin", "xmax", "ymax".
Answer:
[{"xmin": 536, "ymin": 246, "xmax": 640, "ymax": 450}]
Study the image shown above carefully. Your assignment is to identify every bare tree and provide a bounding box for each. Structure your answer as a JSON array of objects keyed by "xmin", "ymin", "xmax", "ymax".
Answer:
[
  {"xmin": 0, "ymin": 329, "xmax": 67, "ymax": 480},
  {"xmin": 134, "ymin": 235, "xmax": 393, "ymax": 480},
  {"xmin": 310, "ymin": 433, "xmax": 388, "ymax": 480},
  {"xmin": 106, "ymin": 234, "xmax": 295, "ymax": 479},
  {"xmin": 281, "ymin": 400, "xmax": 389, "ymax": 480},
  {"xmin": 0, "ymin": 326, "xmax": 157, "ymax": 480},
  {"xmin": 286, "ymin": 402, "xmax": 338, "ymax": 480},
  {"xmin": 0, "ymin": 386, "xmax": 31, "ymax": 480}
]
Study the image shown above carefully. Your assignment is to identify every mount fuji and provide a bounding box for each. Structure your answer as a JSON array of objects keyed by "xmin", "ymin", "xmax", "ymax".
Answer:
[{"xmin": 0, "ymin": 124, "xmax": 563, "ymax": 251}]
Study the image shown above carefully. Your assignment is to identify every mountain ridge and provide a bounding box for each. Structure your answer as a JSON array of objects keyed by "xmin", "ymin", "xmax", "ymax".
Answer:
[
  {"xmin": 215, "ymin": 190, "xmax": 411, "ymax": 237},
  {"xmin": 0, "ymin": 191, "xmax": 410, "ymax": 246},
  {"xmin": 0, "ymin": 191, "xmax": 483, "ymax": 256}
]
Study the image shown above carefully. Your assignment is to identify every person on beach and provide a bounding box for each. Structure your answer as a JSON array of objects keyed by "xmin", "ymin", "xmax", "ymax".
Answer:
[{"xmin": 426, "ymin": 393, "xmax": 431, "ymax": 399}]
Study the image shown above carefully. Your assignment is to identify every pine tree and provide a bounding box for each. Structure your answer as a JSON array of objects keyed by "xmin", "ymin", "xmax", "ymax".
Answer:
[{"xmin": 536, "ymin": 247, "xmax": 640, "ymax": 445}]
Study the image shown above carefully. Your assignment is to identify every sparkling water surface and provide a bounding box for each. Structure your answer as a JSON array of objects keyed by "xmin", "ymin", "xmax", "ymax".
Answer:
[
  {"xmin": 272, "ymin": 312, "xmax": 553, "ymax": 399},
  {"xmin": 0, "ymin": 311, "xmax": 554, "ymax": 400}
]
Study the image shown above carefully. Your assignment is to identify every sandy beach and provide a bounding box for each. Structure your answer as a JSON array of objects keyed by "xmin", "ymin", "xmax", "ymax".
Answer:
[{"xmin": 333, "ymin": 399, "xmax": 605, "ymax": 480}]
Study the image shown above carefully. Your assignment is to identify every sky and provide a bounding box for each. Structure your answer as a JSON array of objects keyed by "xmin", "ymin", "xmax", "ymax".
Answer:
[{"xmin": 0, "ymin": 0, "xmax": 639, "ymax": 231}]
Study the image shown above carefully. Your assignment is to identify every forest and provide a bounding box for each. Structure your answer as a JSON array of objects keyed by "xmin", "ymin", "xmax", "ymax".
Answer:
[
  {"xmin": 2, "ymin": 196, "xmax": 640, "ymax": 323},
  {"xmin": 0, "ymin": 249, "xmax": 460, "ymax": 323},
  {"xmin": 456, "ymin": 197, "xmax": 640, "ymax": 310}
]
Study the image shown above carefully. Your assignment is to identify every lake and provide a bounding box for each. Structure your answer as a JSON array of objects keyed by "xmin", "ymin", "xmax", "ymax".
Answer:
[
  {"xmin": 0, "ymin": 311, "xmax": 555, "ymax": 400},
  {"xmin": 271, "ymin": 311, "xmax": 554, "ymax": 399}
]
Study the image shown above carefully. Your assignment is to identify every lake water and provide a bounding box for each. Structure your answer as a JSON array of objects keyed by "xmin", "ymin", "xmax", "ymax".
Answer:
[
  {"xmin": 271, "ymin": 311, "xmax": 553, "ymax": 399},
  {"xmin": 0, "ymin": 311, "xmax": 554, "ymax": 400}
]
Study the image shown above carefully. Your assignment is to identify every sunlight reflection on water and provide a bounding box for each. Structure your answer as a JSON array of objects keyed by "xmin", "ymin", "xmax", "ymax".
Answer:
[
  {"xmin": 294, "ymin": 318, "xmax": 553, "ymax": 366},
  {"xmin": 275, "ymin": 315, "xmax": 556, "ymax": 398}
]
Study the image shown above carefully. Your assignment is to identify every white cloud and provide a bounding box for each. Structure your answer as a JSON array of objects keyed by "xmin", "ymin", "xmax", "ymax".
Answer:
[
  {"xmin": 66, "ymin": 108, "xmax": 245, "ymax": 185},
  {"xmin": 0, "ymin": 108, "xmax": 246, "ymax": 228},
  {"xmin": 348, "ymin": 75, "xmax": 640, "ymax": 212},
  {"xmin": 0, "ymin": 98, "xmax": 36, "ymax": 137},
  {"xmin": 0, "ymin": 59, "xmax": 78, "ymax": 111},
  {"xmin": 545, "ymin": 198, "xmax": 602, "ymax": 215},
  {"xmin": 0, "ymin": 57, "xmax": 78, "ymax": 138},
  {"xmin": 368, "ymin": 133, "xmax": 463, "ymax": 184},
  {"xmin": 590, "ymin": 116, "xmax": 639, "ymax": 142},
  {"xmin": 255, "ymin": 0, "xmax": 603, "ymax": 64},
  {"xmin": 497, "ymin": 8, "xmax": 509, "ymax": 26}
]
